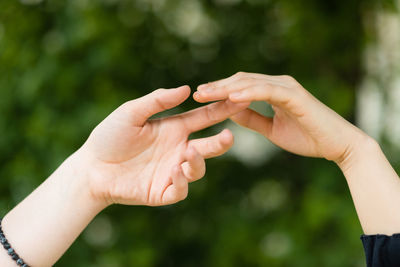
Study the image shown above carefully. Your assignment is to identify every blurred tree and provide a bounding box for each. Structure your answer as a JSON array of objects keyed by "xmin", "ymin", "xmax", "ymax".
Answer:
[{"xmin": 0, "ymin": 0, "xmax": 390, "ymax": 266}]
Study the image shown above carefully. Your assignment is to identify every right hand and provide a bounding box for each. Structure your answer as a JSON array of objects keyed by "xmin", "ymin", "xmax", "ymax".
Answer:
[{"xmin": 194, "ymin": 72, "xmax": 370, "ymax": 164}]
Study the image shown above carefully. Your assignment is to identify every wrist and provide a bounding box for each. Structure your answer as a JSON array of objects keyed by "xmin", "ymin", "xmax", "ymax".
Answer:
[
  {"xmin": 0, "ymin": 148, "xmax": 109, "ymax": 266},
  {"xmin": 334, "ymin": 132, "xmax": 380, "ymax": 173},
  {"xmin": 58, "ymin": 148, "xmax": 110, "ymax": 214}
]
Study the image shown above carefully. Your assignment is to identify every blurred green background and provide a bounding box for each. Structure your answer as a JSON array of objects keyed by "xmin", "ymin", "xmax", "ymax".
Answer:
[{"xmin": 0, "ymin": 0, "xmax": 398, "ymax": 266}]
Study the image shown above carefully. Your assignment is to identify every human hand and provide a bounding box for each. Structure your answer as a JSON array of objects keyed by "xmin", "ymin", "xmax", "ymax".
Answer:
[
  {"xmin": 80, "ymin": 85, "xmax": 249, "ymax": 208},
  {"xmin": 194, "ymin": 72, "xmax": 369, "ymax": 163}
]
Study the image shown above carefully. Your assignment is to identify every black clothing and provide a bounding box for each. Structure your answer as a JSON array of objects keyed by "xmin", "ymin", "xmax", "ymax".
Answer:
[{"xmin": 361, "ymin": 234, "xmax": 400, "ymax": 267}]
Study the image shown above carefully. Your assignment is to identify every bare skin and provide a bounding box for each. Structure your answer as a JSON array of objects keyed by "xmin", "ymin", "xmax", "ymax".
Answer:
[
  {"xmin": 0, "ymin": 85, "xmax": 249, "ymax": 267},
  {"xmin": 195, "ymin": 72, "xmax": 400, "ymax": 236}
]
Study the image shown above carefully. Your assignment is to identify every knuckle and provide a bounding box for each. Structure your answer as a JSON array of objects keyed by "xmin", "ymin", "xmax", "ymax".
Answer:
[
  {"xmin": 153, "ymin": 88, "xmax": 166, "ymax": 94},
  {"xmin": 235, "ymin": 71, "xmax": 247, "ymax": 78},
  {"xmin": 242, "ymin": 76, "xmax": 263, "ymax": 86},
  {"xmin": 239, "ymin": 76, "xmax": 256, "ymax": 84},
  {"xmin": 154, "ymin": 95, "xmax": 168, "ymax": 110},
  {"xmin": 152, "ymin": 88, "xmax": 167, "ymax": 98},
  {"xmin": 280, "ymin": 75, "xmax": 297, "ymax": 84},
  {"xmin": 208, "ymin": 139, "xmax": 223, "ymax": 156},
  {"xmin": 295, "ymin": 86, "xmax": 310, "ymax": 102},
  {"xmin": 279, "ymin": 74, "xmax": 290, "ymax": 80},
  {"xmin": 119, "ymin": 100, "xmax": 135, "ymax": 112},
  {"xmin": 280, "ymin": 74, "xmax": 292, "ymax": 80}
]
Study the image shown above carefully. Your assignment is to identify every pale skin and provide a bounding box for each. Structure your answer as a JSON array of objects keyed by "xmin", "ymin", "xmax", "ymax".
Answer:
[
  {"xmin": 0, "ymin": 85, "xmax": 250, "ymax": 266},
  {"xmin": 194, "ymin": 72, "xmax": 400, "ymax": 236},
  {"xmin": 2, "ymin": 74, "xmax": 400, "ymax": 266}
]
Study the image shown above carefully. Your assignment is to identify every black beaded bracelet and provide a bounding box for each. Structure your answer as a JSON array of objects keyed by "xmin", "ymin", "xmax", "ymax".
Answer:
[{"xmin": 0, "ymin": 218, "xmax": 30, "ymax": 267}]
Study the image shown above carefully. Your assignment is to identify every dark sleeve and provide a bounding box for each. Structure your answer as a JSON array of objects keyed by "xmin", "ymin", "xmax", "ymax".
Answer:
[{"xmin": 361, "ymin": 234, "xmax": 400, "ymax": 267}]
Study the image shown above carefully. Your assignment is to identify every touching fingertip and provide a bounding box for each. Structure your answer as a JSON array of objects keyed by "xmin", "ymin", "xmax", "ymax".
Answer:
[
  {"xmin": 193, "ymin": 91, "xmax": 201, "ymax": 99},
  {"xmin": 193, "ymin": 92, "xmax": 208, "ymax": 103},
  {"xmin": 221, "ymin": 128, "xmax": 233, "ymax": 137},
  {"xmin": 183, "ymin": 85, "xmax": 192, "ymax": 92}
]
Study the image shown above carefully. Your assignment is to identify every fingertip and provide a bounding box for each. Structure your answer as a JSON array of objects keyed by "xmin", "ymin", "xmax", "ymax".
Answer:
[
  {"xmin": 193, "ymin": 91, "xmax": 201, "ymax": 101},
  {"xmin": 221, "ymin": 128, "xmax": 233, "ymax": 139},
  {"xmin": 219, "ymin": 129, "xmax": 234, "ymax": 146},
  {"xmin": 176, "ymin": 85, "xmax": 191, "ymax": 96},
  {"xmin": 193, "ymin": 91, "xmax": 209, "ymax": 103},
  {"xmin": 171, "ymin": 86, "xmax": 191, "ymax": 105}
]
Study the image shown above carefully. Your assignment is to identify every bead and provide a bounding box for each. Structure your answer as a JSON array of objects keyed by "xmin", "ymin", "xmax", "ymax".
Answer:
[{"xmin": 0, "ymin": 217, "xmax": 28, "ymax": 267}]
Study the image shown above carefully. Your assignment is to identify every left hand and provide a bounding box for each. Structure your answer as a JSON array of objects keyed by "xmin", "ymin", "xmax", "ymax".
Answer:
[{"xmin": 79, "ymin": 85, "xmax": 249, "ymax": 207}]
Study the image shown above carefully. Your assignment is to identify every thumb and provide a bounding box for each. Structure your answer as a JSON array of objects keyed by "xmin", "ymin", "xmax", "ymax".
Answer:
[{"xmin": 126, "ymin": 85, "xmax": 191, "ymax": 126}]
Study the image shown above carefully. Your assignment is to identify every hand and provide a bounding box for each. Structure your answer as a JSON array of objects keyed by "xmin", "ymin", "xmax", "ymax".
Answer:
[
  {"xmin": 194, "ymin": 72, "xmax": 369, "ymax": 163},
  {"xmin": 80, "ymin": 85, "xmax": 249, "ymax": 207}
]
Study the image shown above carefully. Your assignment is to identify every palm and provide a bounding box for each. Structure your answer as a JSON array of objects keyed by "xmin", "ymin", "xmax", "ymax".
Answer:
[
  {"xmin": 83, "ymin": 86, "xmax": 249, "ymax": 206},
  {"xmin": 87, "ymin": 120, "xmax": 184, "ymax": 206},
  {"xmin": 268, "ymin": 107, "xmax": 320, "ymax": 158},
  {"xmin": 240, "ymin": 98, "xmax": 356, "ymax": 161}
]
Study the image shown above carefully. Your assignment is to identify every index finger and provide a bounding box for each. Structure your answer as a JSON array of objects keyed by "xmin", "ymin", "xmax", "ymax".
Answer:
[
  {"xmin": 194, "ymin": 73, "xmax": 284, "ymax": 103},
  {"xmin": 197, "ymin": 72, "xmax": 267, "ymax": 91},
  {"xmin": 175, "ymin": 99, "xmax": 250, "ymax": 133}
]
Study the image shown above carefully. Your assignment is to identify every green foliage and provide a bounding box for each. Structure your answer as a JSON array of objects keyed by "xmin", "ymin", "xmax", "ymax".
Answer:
[{"xmin": 0, "ymin": 0, "xmax": 374, "ymax": 266}]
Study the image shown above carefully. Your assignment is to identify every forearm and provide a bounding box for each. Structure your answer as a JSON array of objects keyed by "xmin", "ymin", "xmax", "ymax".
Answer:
[
  {"xmin": 337, "ymin": 136, "xmax": 400, "ymax": 235},
  {"xmin": 0, "ymin": 149, "xmax": 106, "ymax": 266}
]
